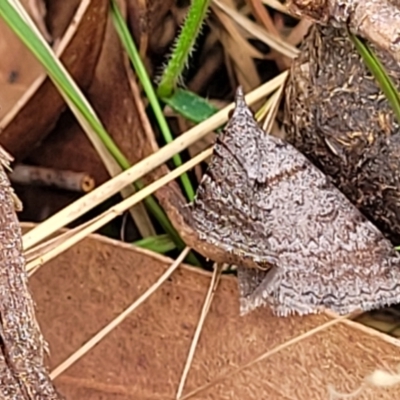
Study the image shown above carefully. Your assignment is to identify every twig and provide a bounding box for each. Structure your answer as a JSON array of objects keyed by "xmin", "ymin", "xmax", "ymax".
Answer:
[{"xmin": 9, "ymin": 164, "xmax": 95, "ymax": 193}]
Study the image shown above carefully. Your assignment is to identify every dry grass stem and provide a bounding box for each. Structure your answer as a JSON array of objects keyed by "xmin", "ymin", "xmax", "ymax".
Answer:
[
  {"xmin": 261, "ymin": 0, "xmax": 290, "ymax": 15},
  {"xmin": 180, "ymin": 314, "xmax": 351, "ymax": 400},
  {"xmin": 262, "ymin": 80, "xmax": 285, "ymax": 132},
  {"xmin": 24, "ymin": 224, "xmax": 85, "ymax": 264},
  {"xmin": 213, "ymin": 0, "xmax": 299, "ymax": 59},
  {"xmin": 176, "ymin": 264, "xmax": 223, "ymax": 399},
  {"xmin": 22, "ymin": 73, "xmax": 288, "ymax": 252},
  {"xmin": 25, "ymin": 148, "xmax": 213, "ymax": 272}
]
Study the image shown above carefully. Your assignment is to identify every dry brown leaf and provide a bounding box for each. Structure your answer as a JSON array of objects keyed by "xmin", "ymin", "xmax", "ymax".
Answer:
[
  {"xmin": 21, "ymin": 222, "xmax": 400, "ymax": 399},
  {"xmin": 0, "ymin": 0, "xmax": 108, "ymax": 160},
  {"xmin": 71, "ymin": 1, "xmax": 187, "ymax": 234},
  {"xmin": 44, "ymin": 0, "xmax": 81, "ymax": 39},
  {"xmin": 126, "ymin": 0, "xmax": 149, "ymax": 55},
  {"xmin": 0, "ymin": 13, "xmax": 44, "ymax": 120},
  {"xmin": 79, "ymin": 0, "xmax": 155, "ymax": 235},
  {"xmin": 127, "ymin": 0, "xmax": 175, "ymax": 56}
]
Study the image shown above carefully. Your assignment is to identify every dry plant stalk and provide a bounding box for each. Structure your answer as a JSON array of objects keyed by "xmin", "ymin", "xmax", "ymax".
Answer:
[
  {"xmin": 175, "ymin": 263, "xmax": 222, "ymax": 399},
  {"xmin": 22, "ymin": 74, "xmax": 287, "ymax": 252},
  {"xmin": 0, "ymin": 148, "xmax": 61, "ymax": 398},
  {"xmin": 25, "ymin": 149, "xmax": 214, "ymax": 273}
]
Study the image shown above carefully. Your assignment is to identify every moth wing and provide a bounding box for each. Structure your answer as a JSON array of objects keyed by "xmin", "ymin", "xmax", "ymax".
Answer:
[{"xmin": 190, "ymin": 87, "xmax": 400, "ymax": 316}]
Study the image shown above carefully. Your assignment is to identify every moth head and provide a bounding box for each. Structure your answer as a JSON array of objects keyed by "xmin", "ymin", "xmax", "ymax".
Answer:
[
  {"xmin": 232, "ymin": 86, "xmax": 254, "ymax": 119},
  {"xmin": 224, "ymin": 86, "xmax": 260, "ymax": 142}
]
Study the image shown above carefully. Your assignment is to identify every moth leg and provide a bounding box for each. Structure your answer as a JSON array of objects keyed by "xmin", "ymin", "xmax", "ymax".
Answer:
[
  {"xmin": 259, "ymin": 264, "xmax": 280, "ymax": 287},
  {"xmin": 237, "ymin": 265, "xmax": 281, "ymax": 315}
]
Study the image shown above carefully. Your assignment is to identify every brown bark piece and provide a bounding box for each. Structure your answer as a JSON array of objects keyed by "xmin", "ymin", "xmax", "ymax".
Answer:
[
  {"xmin": 288, "ymin": 0, "xmax": 400, "ymax": 64},
  {"xmin": 0, "ymin": 163, "xmax": 61, "ymax": 398},
  {"xmin": 24, "ymin": 225, "xmax": 400, "ymax": 399},
  {"xmin": 0, "ymin": 352, "xmax": 25, "ymax": 399},
  {"xmin": 283, "ymin": 23, "xmax": 400, "ymax": 244}
]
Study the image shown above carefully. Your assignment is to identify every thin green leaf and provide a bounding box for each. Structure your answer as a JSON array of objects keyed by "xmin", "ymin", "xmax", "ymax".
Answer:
[
  {"xmin": 162, "ymin": 89, "xmax": 219, "ymax": 124},
  {"xmin": 350, "ymin": 33, "xmax": 400, "ymax": 123}
]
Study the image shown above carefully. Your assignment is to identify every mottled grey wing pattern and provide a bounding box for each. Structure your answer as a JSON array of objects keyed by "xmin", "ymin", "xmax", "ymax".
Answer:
[{"xmin": 188, "ymin": 87, "xmax": 400, "ymax": 316}]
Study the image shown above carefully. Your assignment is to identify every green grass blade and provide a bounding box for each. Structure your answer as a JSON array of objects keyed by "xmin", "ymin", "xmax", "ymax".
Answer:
[
  {"xmin": 350, "ymin": 33, "xmax": 400, "ymax": 123},
  {"xmin": 156, "ymin": 0, "xmax": 211, "ymax": 98},
  {"xmin": 133, "ymin": 234, "xmax": 176, "ymax": 254},
  {"xmin": 0, "ymin": 1, "xmax": 201, "ymax": 264},
  {"xmin": 0, "ymin": 2, "xmax": 124, "ymax": 161},
  {"xmin": 110, "ymin": 0, "xmax": 195, "ymax": 201}
]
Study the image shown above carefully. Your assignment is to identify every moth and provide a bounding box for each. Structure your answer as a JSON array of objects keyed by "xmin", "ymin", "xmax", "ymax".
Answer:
[{"xmin": 184, "ymin": 87, "xmax": 400, "ymax": 317}]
